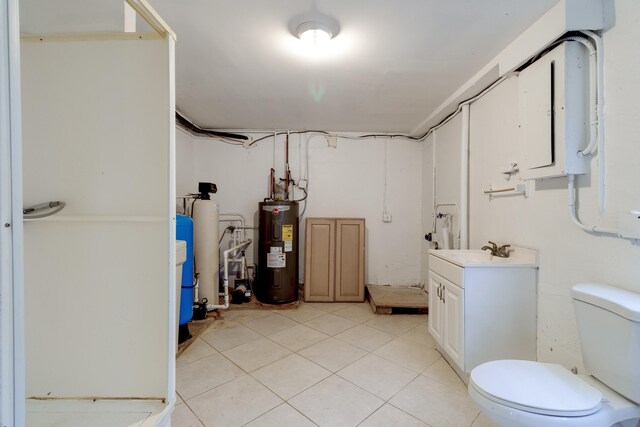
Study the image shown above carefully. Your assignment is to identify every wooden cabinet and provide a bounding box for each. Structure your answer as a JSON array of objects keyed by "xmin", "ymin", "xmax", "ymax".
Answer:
[
  {"xmin": 305, "ymin": 218, "xmax": 365, "ymax": 302},
  {"xmin": 428, "ymin": 250, "xmax": 537, "ymax": 382},
  {"xmin": 304, "ymin": 219, "xmax": 335, "ymax": 302}
]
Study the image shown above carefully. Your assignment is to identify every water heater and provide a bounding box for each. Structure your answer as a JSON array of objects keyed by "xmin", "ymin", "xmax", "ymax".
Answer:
[{"xmin": 257, "ymin": 201, "xmax": 298, "ymax": 304}]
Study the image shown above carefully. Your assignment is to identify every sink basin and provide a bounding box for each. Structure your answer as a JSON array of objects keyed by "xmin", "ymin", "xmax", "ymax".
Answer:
[{"xmin": 429, "ymin": 248, "xmax": 537, "ymax": 267}]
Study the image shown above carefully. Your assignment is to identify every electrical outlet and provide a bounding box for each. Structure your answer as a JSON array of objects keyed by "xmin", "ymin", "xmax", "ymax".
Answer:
[
  {"xmin": 298, "ymin": 179, "xmax": 308, "ymax": 189},
  {"xmin": 383, "ymin": 213, "xmax": 392, "ymax": 223}
]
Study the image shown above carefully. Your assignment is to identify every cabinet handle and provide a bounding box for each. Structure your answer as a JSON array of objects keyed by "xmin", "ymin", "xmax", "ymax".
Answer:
[
  {"xmin": 436, "ymin": 284, "xmax": 441, "ymax": 299},
  {"xmin": 442, "ymin": 288, "xmax": 445, "ymax": 303}
]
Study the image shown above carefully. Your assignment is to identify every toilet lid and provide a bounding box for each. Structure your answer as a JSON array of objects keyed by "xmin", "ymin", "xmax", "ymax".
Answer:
[{"xmin": 470, "ymin": 360, "xmax": 603, "ymax": 417}]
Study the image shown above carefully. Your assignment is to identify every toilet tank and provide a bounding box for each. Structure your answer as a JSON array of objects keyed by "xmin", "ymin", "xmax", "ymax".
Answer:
[{"xmin": 572, "ymin": 283, "xmax": 640, "ymax": 404}]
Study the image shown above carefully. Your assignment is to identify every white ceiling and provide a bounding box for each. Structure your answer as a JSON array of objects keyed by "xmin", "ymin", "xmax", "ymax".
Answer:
[{"xmin": 21, "ymin": 0, "xmax": 560, "ymax": 133}]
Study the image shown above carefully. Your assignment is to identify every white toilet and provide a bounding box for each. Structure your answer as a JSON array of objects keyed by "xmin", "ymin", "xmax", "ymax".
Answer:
[{"xmin": 469, "ymin": 283, "xmax": 640, "ymax": 427}]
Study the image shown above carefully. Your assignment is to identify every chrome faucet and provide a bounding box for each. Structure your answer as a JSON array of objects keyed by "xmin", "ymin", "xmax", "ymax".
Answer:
[{"xmin": 481, "ymin": 241, "xmax": 511, "ymax": 258}]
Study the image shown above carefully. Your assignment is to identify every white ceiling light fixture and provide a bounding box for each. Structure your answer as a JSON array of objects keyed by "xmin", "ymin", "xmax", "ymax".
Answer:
[{"xmin": 296, "ymin": 21, "xmax": 333, "ymax": 47}]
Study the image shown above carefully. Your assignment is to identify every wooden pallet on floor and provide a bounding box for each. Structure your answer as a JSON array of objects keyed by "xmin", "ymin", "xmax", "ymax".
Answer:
[{"xmin": 366, "ymin": 284, "xmax": 428, "ymax": 314}]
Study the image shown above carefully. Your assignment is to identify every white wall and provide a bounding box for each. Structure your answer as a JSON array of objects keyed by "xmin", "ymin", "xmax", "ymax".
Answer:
[
  {"xmin": 418, "ymin": 112, "xmax": 466, "ymax": 286},
  {"xmin": 176, "ymin": 131, "xmax": 423, "ymax": 286},
  {"xmin": 459, "ymin": 0, "xmax": 640, "ymax": 372},
  {"xmin": 432, "ymin": 115, "xmax": 463, "ymax": 250}
]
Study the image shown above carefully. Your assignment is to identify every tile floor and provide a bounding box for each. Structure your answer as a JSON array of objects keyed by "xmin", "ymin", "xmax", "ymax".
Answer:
[{"xmin": 173, "ymin": 302, "xmax": 498, "ymax": 427}]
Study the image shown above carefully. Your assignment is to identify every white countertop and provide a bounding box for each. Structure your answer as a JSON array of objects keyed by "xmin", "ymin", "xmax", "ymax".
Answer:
[{"xmin": 428, "ymin": 247, "xmax": 538, "ymax": 268}]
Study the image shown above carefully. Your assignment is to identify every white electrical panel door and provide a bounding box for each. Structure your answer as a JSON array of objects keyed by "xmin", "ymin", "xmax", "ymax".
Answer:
[
  {"xmin": 520, "ymin": 59, "xmax": 554, "ymax": 170},
  {"xmin": 519, "ymin": 41, "xmax": 589, "ymax": 180}
]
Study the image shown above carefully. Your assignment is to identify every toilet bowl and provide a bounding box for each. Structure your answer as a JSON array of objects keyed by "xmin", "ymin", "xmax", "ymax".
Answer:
[
  {"xmin": 469, "ymin": 360, "xmax": 640, "ymax": 427},
  {"xmin": 469, "ymin": 283, "xmax": 640, "ymax": 427}
]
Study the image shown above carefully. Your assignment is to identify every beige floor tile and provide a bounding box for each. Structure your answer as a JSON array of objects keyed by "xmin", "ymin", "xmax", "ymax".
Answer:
[
  {"xmin": 268, "ymin": 324, "xmax": 329, "ymax": 351},
  {"xmin": 176, "ymin": 392, "xmax": 183, "ymax": 404},
  {"xmin": 171, "ymin": 403, "xmax": 204, "ymax": 427},
  {"xmin": 334, "ymin": 324, "xmax": 394, "ymax": 352},
  {"xmin": 222, "ymin": 338, "xmax": 291, "ymax": 372},
  {"xmin": 359, "ymin": 404, "xmax": 429, "ymax": 427},
  {"xmin": 289, "ymin": 375, "xmax": 383, "ymax": 427},
  {"xmin": 242, "ymin": 312, "xmax": 298, "ymax": 336},
  {"xmin": 303, "ymin": 313, "xmax": 358, "ymax": 336},
  {"xmin": 303, "ymin": 302, "xmax": 357, "ymax": 312},
  {"xmin": 390, "ymin": 375, "xmax": 479, "ymax": 427},
  {"xmin": 176, "ymin": 354, "xmax": 245, "ymax": 400},
  {"xmin": 332, "ymin": 303, "xmax": 377, "ymax": 323},
  {"xmin": 275, "ymin": 304, "xmax": 325, "ymax": 323},
  {"xmin": 187, "ymin": 375, "xmax": 282, "ymax": 427},
  {"xmin": 422, "ymin": 357, "xmax": 465, "ymax": 388},
  {"xmin": 176, "ymin": 337, "xmax": 218, "ymax": 367},
  {"xmin": 251, "ymin": 354, "xmax": 331, "ymax": 400},
  {"xmin": 471, "ymin": 412, "xmax": 500, "ymax": 427},
  {"xmin": 244, "ymin": 403, "xmax": 317, "ymax": 427},
  {"xmin": 337, "ymin": 354, "xmax": 419, "ymax": 400},
  {"xmin": 298, "ymin": 337, "xmax": 367, "ymax": 372},
  {"xmin": 401, "ymin": 321, "xmax": 436, "ymax": 347},
  {"xmin": 364, "ymin": 314, "xmax": 426, "ymax": 335},
  {"xmin": 199, "ymin": 320, "xmax": 261, "ymax": 352},
  {"xmin": 221, "ymin": 308, "xmax": 272, "ymax": 324},
  {"xmin": 374, "ymin": 336, "xmax": 441, "ymax": 373}
]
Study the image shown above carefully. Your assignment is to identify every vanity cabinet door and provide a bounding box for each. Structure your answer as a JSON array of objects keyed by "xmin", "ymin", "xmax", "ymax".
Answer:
[
  {"xmin": 443, "ymin": 281, "xmax": 464, "ymax": 371},
  {"xmin": 428, "ymin": 272, "xmax": 444, "ymax": 345}
]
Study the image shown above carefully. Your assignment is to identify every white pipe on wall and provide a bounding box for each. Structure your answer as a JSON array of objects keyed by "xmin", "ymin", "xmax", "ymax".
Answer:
[
  {"xmin": 553, "ymin": 34, "xmax": 606, "ymax": 214},
  {"xmin": 434, "ymin": 203, "xmax": 459, "ymax": 249},
  {"xmin": 568, "ymin": 175, "xmax": 620, "ymax": 237},
  {"xmin": 207, "ymin": 239, "xmax": 252, "ymax": 310},
  {"xmin": 431, "ymin": 133, "xmax": 437, "ymax": 234},
  {"xmin": 220, "ymin": 212, "xmax": 247, "ymax": 242},
  {"xmin": 460, "ymin": 104, "xmax": 470, "ymax": 250},
  {"xmin": 582, "ymin": 30, "xmax": 606, "ymax": 213},
  {"xmin": 560, "ymin": 37, "xmax": 597, "ymax": 157}
]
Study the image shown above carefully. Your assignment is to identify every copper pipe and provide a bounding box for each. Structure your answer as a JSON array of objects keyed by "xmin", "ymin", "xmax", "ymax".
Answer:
[
  {"xmin": 269, "ymin": 168, "xmax": 275, "ymax": 199},
  {"xmin": 285, "ymin": 134, "xmax": 290, "ymax": 199}
]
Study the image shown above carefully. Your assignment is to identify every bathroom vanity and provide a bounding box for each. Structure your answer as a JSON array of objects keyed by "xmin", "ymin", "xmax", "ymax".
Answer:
[{"xmin": 428, "ymin": 248, "xmax": 537, "ymax": 383}]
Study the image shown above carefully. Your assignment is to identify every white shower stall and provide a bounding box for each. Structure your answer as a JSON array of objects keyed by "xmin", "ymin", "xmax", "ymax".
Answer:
[{"xmin": 19, "ymin": 1, "xmax": 177, "ymax": 424}]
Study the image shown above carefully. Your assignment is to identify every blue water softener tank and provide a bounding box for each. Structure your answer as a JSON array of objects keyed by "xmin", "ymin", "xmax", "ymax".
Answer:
[{"xmin": 176, "ymin": 214, "xmax": 194, "ymax": 331}]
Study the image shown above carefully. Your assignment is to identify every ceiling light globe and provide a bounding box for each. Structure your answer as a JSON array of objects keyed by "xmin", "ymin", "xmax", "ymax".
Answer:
[{"xmin": 297, "ymin": 21, "xmax": 333, "ymax": 47}]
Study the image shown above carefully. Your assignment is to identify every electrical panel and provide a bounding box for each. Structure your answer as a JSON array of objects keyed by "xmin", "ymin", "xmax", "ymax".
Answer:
[{"xmin": 519, "ymin": 41, "xmax": 589, "ymax": 180}]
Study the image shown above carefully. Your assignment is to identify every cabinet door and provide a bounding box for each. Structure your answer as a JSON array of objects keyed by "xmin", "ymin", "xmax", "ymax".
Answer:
[
  {"xmin": 335, "ymin": 219, "xmax": 365, "ymax": 302},
  {"xmin": 443, "ymin": 280, "xmax": 464, "ymax": 371},
  {"xmin": 427, "ymin": 272, "xmax": 443, "ymax": 345},
  {"xmin": 304, "ymin": 219, "xmax": 335, "ymax": 302}
]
